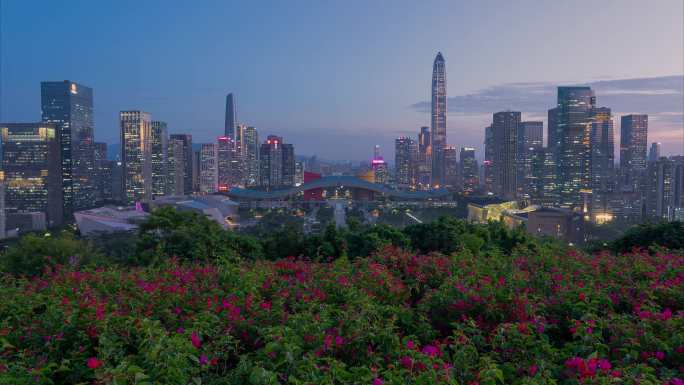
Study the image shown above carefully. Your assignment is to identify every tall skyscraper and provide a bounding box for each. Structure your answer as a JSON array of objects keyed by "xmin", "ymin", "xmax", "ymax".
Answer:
[
  {"xmin": 199, "ymin": 143, "xmax": 219, "ymax": 194},
  {"xmin": 259, "ymin": 135, "xmax": 295, "ymax": 189},
  {"xmin": 120, "ymin": 111, "xmax": 152, "ymax": 204},
  {"xmin": 491, "ymin": 111, "xmax": 521, "ymax": 200},
  {"xmin": 483, "ymin": 125, "xmax": 495, "ymax": 193},
  {"xmin": 225, "ymin": 93, "xmax": 237, "ymax": 140},
  {"xmin": 151, "ymin": 121, "xmax": 168, "ymax": 197},
  {"xmin": 281, "ymin": 143, "xmax": 296, "ymax": 187},
  {"xmin": 620, "ymin": 114, "xmax": 648, "ymax": 190},
  {"xmin": 430, "ymin": 52, "xmax": 447, "ymax": 186},
  {"xmin": 417, "ymin": 126, "xmax": 432, "ymax": 187},
  {"xmin": 554, "ymin": 86, "xmax": 596, "ymax": 208},
  {"xmin": 41, "ymin": 80, "xmax": 95, "ymax": 215},
  {"xmin": 237, "ymin": 125, "xmax": 259, "ymax": 186},
  {"xmin": 395, "ymin": 136, "xmax": 416, "ymax": 187},
  {"xmin": 167, "ymin": 138, "xmax": 186, "ymax": 196},
  {"xmin": 590, "ymin": 107, "xmax": 615, "ymax": 218},
  {"xmin": 649, "ymin": 142, "xmax": 662, "ymax": 162},
  {"xmin": 0, "ymin": 123, "xmax": 63, "ymax": 225},
  {"xmin": 517, "ymin": 121, "xmax": 544, "ymax": 200},
  {"xmin": 93, "ymin": 142, "xmax": 112, "ymax": 204},
  {"xmin": 644, "ymin": 157, "xmax": 684, "ymax": 221},
  {"xmin": 192, "ymin": 150, "xmax": 201, "ymax": 193},
  {"xmin": 460, "ymin": 147, "xmax": 478, "ymax": 194},
  {"xmin": 169, "ymin": 134, "xmax": 193, "ymax": 195},
  {"xmin": 217, "ymin": 136, "xmax": 238, "ymax": 191},
  {"xmin": 443, "ymin": 146, "xmax": 459, "ymax": 188},
  {"xmin": 529, "ymin": 148, "xmax": 558, "ymax": 206}
]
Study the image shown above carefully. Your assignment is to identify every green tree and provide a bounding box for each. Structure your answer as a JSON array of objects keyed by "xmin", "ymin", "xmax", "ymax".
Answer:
[
  {"xmin": 136, "ymin": 207, "xmax": 237, "ymax": 264},
  {"xmin": 0, "ymin": 231, "xmax": 103, "ymax": 276},
  {"xmin": 609, "ymin": 221, "xmax": 684, "ymax": 253}
]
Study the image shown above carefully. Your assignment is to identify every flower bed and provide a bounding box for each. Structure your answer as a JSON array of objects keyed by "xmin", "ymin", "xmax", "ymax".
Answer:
[{"xmin": 1, "ymin": 247, "xmax": 683, "ymax": 384}]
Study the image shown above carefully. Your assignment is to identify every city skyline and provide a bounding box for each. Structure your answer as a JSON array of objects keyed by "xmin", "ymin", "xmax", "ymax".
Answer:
[{"xmin": 1, "ymin": 1, "xmax": 683, "ymax": 161}]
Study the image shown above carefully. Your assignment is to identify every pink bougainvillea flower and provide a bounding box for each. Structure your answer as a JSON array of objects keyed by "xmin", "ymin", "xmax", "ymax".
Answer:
[
  {"xmin": 400, "ymin": 356, "xmax": 413, "ymax": 370},
  {"xmin": 191, "ymin": 331, "xmax": 202, "ymax": 349},
  {"xmin": 656, "ymin": 351, "xmax": 665, "ymax": 361},
  {"xmin": 661, "ymin": 308, "xmax": 673, "ymax": 321},
  {"xmin": 86, "ymin": 357, "xmax": 102, "ymax": 369},
  {"xmin": 372, "ymin": 378, "xmax": 383, "ymax": 385},
  {"xmin": 406, "ymin": 340, "xmax": 415, "ymax": 350},
  {"xmin": 422, "ymin": 345, "xmax": 439, "ymax": 357},
  {"xmin": 528, "ymin": 364, "xmax": 538, "ymax": 376},
  {"xmin": 335, "ymin": 335, "xmax": 344, "ymax": 347},
  {"xmin": 176, "ymin": 327, "xmax": 185, "ymax": 334},
  {"xmin": 578, "ymin": 292, "xmax": 586, "ymax": 301},
  {"xmin": 199, "ymin": 354, "xmax": 208, "ymax": 366},
  {"xmin": 597, "ymin": 359, "xmax": 611, "ymax": 373}
]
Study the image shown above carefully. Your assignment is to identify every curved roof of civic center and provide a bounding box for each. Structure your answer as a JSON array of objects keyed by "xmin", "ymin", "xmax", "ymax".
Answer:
[{"xmin": 224, "ymin": 175, "xmax": 452, "ymax": 200}]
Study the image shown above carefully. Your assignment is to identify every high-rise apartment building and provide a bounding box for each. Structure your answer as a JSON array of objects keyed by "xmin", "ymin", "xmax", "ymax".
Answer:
[
  {"xmin": 483, "ymin": 125, "xmax": 494, "ymax": 193},
  {"xmin": 554, "ymin": 87, "xmax": 595, "ymax": 208},
  {"xmin": 529, "ymin": 148, "xmax": 557, "ymax": 206},
  {"xmin": 199, "ymin": 143, "xmax": 218, "ymax": 194},
  {"xmin": 167, "ymin": 138, "xmax": 186, "ymax": 196},
  {"xmin": 395, "ymin": 136, "xmax": 416, "ymax": 187},
  {"xmin": 460, "ymin": 147, "xmax": 478, "ymax": 194},
  {"xmin": 237, "ymin": 125, "xmax": 259, "ymax": 186},
  {"xmin": 259, "ymin": 135, "xmax": 295, "ymax": 190},
  {"xmin": 430, "ymin": 52, "xmax": 447, "ymax": 186},
  {"xmin": 93, "ymin": 142, "xmax": 112, "ymax": 204},
  {"xmin": 120, "ymin": 111, "xmax": 152, "ymax": 204},
  {"xmin": 517, "ymin": 121, "xmax": 543, "ymax": 201},
  {"xmin": 151, "ymin": 121, "xmax": 168, "ymax": 197},
  {"xmin": 444, "ymin": 146, "xmax": 459, "ymax": 188},
  {"xmin": 169, "ymin": 134, "xmax": 193, "ymax": 195},
  {"xmin": 217, "ymin": 136, "xmax": 238, "ymax": 191},
  {"xmin": 590, "ymin": 107, "xmax": 615, "ymax": 219},
  {"xmin": 417, "ymin": 126, "xmax": 432, "ymax": 187},
  {"xmin": 0, "ymin": 123, "xmax": 62, "ymax": 225},
  {"xmin": 491, "ymin": 111, "xmax": 521, "ymax": 200},
  {"xmin": 41, "ymin": 80, "xmax": 95, "ymax": 214},
  {"xmin": 620, "ymin": 114, "xmax": 648, "ymax": 190},
  {"xmin": 644, "ymin": 157, "xmax": 684, "ymax": 221}
]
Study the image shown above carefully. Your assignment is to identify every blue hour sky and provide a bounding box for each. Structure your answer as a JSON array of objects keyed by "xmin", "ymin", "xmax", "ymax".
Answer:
[{"xmin": 1, "ymin": 0, "xmax": 682, "ymax": 161}]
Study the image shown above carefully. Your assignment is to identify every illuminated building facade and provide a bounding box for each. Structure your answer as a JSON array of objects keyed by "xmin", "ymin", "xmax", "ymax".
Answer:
[
  {"xmin": 169, "ymin": 134, "xmax": 193, "ymax": 195},
  {"xmin": 554, "ymin": 87, "xmax": 595, "ymax": 208},
  {"xmin": 590, "ymin": 107, "xmax": 615, "ymax": 220},
  {"xmin": 491, "ymin": 111, "xmax": 520, "ymax": 200},
  {"xmin": 395, "ymin": 136, "xmax": 416, "ymax": 187},
  {"xmin": 460, "ymin": 147, "xmax": 478, "ymax": 194},
  {"xmin": 0, "ymin": 123, "xmax": 63, "ymax": 225},
  {"xmin": 431, "ymin": 52, "xmax": 447, "ymax": 186},
  {"xmin": 444, "ymin": 146, "xmax": 459, "ymax": 188},
  {"xmin": 151, "ymin": 121, "xmax": 168, "ymax": 197},
  {"xmin": 41, "ymin": 80, "xmax": 95, "ymax": 214},
  {"xmin": 417, "ymin": 126, "xmax": 432, "ymax": 187},
  {"xmin": 120, "ymin": 111, "xmax": 152, "ymax": 204},
  {"xmin": 620, "ymin": 114, "xmax": 648, "ymax": 190},
  {"xmin": 259, "ymin": 135, "xmax": 295, "ymax": 189},
  {"xmin": 516, "ymin": 121, "xmax": 543, "ymax": 200},
  {"xmin": 199, "ymin": 143, "xmax": 219, "ymax": 193}
]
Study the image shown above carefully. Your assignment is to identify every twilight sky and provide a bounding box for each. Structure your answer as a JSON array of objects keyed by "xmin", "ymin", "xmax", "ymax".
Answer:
[{"xmin": 1, "ymin": 0, "xmax": 683, "ymax": 161}]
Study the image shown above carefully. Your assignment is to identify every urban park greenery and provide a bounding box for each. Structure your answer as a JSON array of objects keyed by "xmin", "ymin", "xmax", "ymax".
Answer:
[{"xmin": 0, "ymin": 209, "xmax": 682, "ymax": 384}]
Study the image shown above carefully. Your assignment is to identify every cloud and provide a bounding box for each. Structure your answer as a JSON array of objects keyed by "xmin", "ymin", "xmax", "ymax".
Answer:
[{"xmin": 410, "ymin": 75, "xmax": 684, "ymax": 116}]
